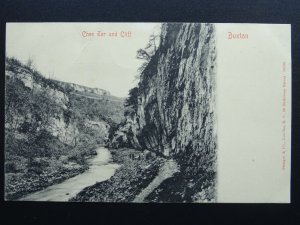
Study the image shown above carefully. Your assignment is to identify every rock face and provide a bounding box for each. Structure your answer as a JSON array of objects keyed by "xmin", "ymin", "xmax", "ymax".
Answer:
[
  {"xmin": 5, "ymin": 58, "xmax": 123, "ymax": 147},
  {"xmin": 110, "ymin": 23, "xmax": 217, "ymax": 177},
  {"xmin": 58, "ymin": 81, "xmax": 111, "ymax": 96}
]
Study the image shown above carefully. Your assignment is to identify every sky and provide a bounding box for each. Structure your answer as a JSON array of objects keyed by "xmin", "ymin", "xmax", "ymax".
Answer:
[{"xmin": 6, "ymin": 23, "xmax": 161, "ymax": 97}]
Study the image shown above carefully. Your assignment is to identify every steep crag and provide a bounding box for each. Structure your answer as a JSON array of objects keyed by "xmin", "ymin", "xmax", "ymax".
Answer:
[{"xmin": 109, "ymin": 23, "xmax": 217, "ymax": 201}]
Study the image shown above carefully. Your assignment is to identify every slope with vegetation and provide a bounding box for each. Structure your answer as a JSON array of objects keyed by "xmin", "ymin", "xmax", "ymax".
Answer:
[{"xmin": 5, "ymin": 57, "xmax": 124, "ymax": 200}]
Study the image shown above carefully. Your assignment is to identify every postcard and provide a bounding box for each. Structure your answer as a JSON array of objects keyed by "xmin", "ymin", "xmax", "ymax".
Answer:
[{"xmin": 5, "ymin": 22, "xmax": 291, "ymax": 203}]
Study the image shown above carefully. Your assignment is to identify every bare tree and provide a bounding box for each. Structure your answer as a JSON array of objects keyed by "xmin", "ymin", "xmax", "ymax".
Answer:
[
  {"xmin": 26, "ymin": 57, "xmax": 35, "ymax": 70},
  {"xmin": 135, "ymin": 33, "xmax": 160, "ymax": 81},
  {"xmin": 136, "ymin": 33, "xmax": 160, "ymax": 62}
]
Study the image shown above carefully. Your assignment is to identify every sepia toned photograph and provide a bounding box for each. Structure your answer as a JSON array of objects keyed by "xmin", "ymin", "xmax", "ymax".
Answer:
[{"xmin": 5, "ymin": 23, "xmax": 217, "ymax": 202}]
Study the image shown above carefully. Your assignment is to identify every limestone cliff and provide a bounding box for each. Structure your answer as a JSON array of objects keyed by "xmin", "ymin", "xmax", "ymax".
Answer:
[
  {"xmin": 110, "ymin": 23, "xmax": 217, "ymax": 179},
  {"xmin": 5, "ymin": 57, "xmax": 124, "ymax": 153},
  {"xmin": 58, "ymin": 81, "xmax": 111, "ymax": 97}
]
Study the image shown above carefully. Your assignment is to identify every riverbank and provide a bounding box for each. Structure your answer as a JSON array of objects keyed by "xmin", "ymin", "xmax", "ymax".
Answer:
[
  {"xmin": 18, "ymin": 147, "xmax": 119, "ymax": 201},
  {"xmin": 70, "ymin": 148, "xmax": 166, "ymax": 202},
  {"xmin": 70, "ymin": 147, "xmax": 216, "ymax": 203},
  {"xmin": 5, "ymin": 146, "xmax": 99, "ymax": 201}
]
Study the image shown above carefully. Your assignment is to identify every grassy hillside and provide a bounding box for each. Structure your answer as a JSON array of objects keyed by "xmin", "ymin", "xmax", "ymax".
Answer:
[{"xmin": 4, "ymin": 56, "xmax": 124, "ymax": 200}]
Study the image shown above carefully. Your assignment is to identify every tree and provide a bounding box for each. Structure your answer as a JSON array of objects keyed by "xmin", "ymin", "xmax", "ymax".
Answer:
[
  {"xmin": 26, "ymin": 57, "xmax": 35, "ymax": 70},
  {"xmin": 136, "ymin": 33, "xmax": 160, "ymax": 62},
  {"xmin": 124, "ymin": 87, "xmax": 139, "ymax": 108},
  {"xmin": 135, "ymin": 33, "xmax": 160, "ymax": 81},
  {"xmin": 124, "ymin": 87, "xmax": 139, "ymax": 117}
]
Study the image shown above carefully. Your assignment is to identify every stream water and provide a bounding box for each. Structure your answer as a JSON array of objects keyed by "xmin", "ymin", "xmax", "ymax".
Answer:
[{"xmin": 19, "ymin": 147, "xmax": 120, "ymax": 201}]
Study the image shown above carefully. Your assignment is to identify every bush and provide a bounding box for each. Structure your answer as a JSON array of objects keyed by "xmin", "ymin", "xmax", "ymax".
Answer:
[
  {"xmin": 67, "ymin": 152, "xmax": 84, "ymax": 164},
  {"xmin": 27, "ymin": 158, "xmax": 44, "ymax": 175},
  {"xmin": 18, "ymin": 121, "xmax": 34, "ymax": 133},
  {"xmin": 30, "ymin": 129, "xmax": 66, "ymax": 157},
  {"xmin": 5, "ymin": 162, "xmax": 18, "ymax": 173}
]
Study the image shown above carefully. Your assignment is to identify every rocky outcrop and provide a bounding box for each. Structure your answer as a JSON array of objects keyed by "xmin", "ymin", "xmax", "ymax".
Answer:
[
  {"xmin": 5, "ymin": 58, "xmax": 119, "ymax": 147},
  {"xmin": 110, "ymin": 23, "xmax": 217, "ymax": 178},
  {"xmin": 58, "ymin": 81, "xmax": 111, "ymax": 96}
]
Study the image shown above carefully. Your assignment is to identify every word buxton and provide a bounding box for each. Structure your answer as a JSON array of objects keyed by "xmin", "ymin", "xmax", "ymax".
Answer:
[
  {"xmin": 227, "ymin": 32, "xmax": 249, "ymax": 40},
  {"xmin": 82, "ymin": 31, "xmax": 132, "ymax": 38}
]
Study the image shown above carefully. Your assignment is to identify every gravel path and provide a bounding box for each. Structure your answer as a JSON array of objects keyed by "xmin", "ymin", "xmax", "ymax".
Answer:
[{"xmin": 133, "ymin": 159, "xmax": 179, "ymax": 202}]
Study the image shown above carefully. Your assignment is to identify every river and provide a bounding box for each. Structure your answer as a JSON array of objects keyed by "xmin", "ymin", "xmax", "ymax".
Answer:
[{"xmin": 19, "ymin": 147, "xmax": 120, "ymax": 201}]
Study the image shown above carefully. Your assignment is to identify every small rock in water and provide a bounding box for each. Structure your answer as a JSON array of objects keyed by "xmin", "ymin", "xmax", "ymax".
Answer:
[{"xmin": 66, "ymin": 193, "xmax": 70, "ymax": 195}]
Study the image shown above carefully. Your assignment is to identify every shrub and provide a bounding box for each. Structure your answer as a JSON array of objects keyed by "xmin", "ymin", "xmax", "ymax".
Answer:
[
  {"xmin": 27, "ymin": 158, "xmax": 44, "ymax": 175},
  {"xmin": 67, "ymin": 151, "xmax": 84, "ymax": 164},
  {"xmin": 5, "ymin": 162, "xmax": 17, "ymax": 173}
]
